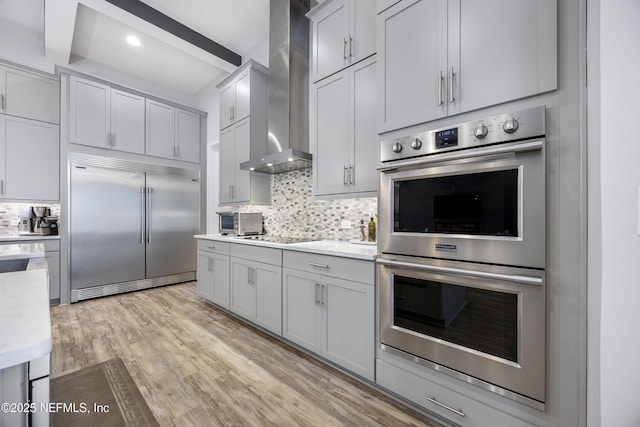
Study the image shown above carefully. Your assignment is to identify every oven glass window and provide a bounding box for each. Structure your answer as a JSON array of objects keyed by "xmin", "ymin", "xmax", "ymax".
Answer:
[
  {"xmin": 393, "ymin": 275, "xmax": 518, "ymax": 362},
  {"xmin": 393, "ymin": 169, "xmax": 518, "ymax": 236}
]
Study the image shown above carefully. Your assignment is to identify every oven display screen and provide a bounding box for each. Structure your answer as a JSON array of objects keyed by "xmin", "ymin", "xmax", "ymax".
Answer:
[{"xmin": 435, "ymin": 128, "xmax": 458, "ymax": 149}]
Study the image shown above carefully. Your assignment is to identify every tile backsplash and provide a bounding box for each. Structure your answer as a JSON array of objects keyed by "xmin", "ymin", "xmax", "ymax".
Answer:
[
  {"xmin": 0, "ymin": 203, "xmax": 61, "ymax": 236},
  {"xmin": 234, "ymin": 168, "xmax": 378, "ymax": 241}
]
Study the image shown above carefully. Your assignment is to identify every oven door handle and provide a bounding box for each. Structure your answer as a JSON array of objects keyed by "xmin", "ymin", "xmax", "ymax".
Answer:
[
  {"xmin": 377, "ymin": 139, "xmax": 543, "ymax": 172},
  {"xmin": 376, "ymin": 258, "xmax": 542, "ymax": 286}
]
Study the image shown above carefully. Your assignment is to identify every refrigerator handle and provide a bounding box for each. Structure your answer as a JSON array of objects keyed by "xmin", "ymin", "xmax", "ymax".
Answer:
[
  {"xmin": 146, "ymin": 187, "xmax": 152, "ymax": 243},
  {"xmin": 140, "ymin": 186, "xmax": 145, "ymax": 244}
]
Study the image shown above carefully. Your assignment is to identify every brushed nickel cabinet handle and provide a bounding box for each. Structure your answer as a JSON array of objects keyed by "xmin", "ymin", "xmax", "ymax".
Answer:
[
  {"xmin": 1, "ymin": 94, "xmax": 5, "ymax": 109},
  {"xmin": 426, "ymin": 397, "xmax": 465, "ymax": 417},
  {"xmin": 0, "ymin": 179, "xmax": 4, "ymax": 195},
  {"xmin": 320, "ymin": 284, "xmax": 326, "ymax": 306},
  {"xmin": 449, "ymin": 67, "xmax": 455, "ymax": 103},
  {"xmin": 438, "ymin": 71, "xmax": 444, "ymax": 106},
  {"xmin": 309, "ymin": 263, "xmax": 329, "ymax": 269},
  {"xmin": 208, "ymin": 246, "xmax": 216, "ymax": 250},
  {"xmin": 343, "ymin": 166, "xmax": 348, "ymax": 186},
  {"xmin": 349, "ymin": 35, "xmax": 353, "ymax": 58},
  {"xmin": 315, "ymin": 283, "xmax": 321, "ymax": 305},
  {"xmin": 349, "ymin": 165, "xmax": 354, "ymax": 186},
  {"xmin": 343, "ymin": 38, "xmax": 348, "ymax": 59}
]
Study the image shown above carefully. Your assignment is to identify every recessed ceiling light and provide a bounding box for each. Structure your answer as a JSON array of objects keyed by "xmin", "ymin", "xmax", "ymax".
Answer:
[
  {"xmin": 287, "ymin": 158, "xmax": 294, "ymax": 162},
  {"xmin": 249, "ymin": 167, "xmax": 255, "ymax": 171},
  {"xmin": 126, "ymin": 35, "xmax": 141, "ymax": 47},
  {"xmin": 267, "ymin": 163, "xmax": 273, "ymax": 167}
]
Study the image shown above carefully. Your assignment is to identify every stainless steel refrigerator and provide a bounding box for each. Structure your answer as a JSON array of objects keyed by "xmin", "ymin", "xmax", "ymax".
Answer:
[{"xmin": 69, "ymin": 155, "xmax": 200, "ymax": 302}]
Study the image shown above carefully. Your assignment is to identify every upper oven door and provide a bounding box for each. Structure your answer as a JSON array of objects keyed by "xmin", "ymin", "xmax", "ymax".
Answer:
[{"xmin": 379, "ymin": 139, "xmax": 545, "ymax": 269}]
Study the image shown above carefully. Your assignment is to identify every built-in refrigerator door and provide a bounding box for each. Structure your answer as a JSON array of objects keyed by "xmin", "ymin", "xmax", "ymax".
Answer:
[
  {"xmin": 145, "ymin": 172, "xmax": 200, "ymax": 278},
  {"xmin": 70, "ymin": 165, "xmax": 146, "ymax": 289}
]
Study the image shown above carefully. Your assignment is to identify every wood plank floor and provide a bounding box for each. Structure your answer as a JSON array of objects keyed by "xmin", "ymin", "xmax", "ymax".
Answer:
[{"xmin": 50, "ymin": 282, "xmax": 443, "ymax": 426}]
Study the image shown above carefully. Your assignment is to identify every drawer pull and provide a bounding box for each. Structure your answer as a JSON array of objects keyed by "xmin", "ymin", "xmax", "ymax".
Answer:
[
  {"xmin": 309, "ymin": 263, "xmax": 329, "ymax": 269},
  {"xmin": 208, "ymin": 246, "xmax": 216, "ymax": 250},
  {"xmin": 426, "ymin": 397, "xmax": 465, "ymax": 417}
]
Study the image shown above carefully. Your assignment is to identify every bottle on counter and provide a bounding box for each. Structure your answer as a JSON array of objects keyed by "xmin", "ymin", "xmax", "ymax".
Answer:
[
  {"xmin": 359, "ymin": 220, "xmax": 366, "ymax": 241},
  {"xmin": 367, "ymin": 217, "xmax": 376, "ymax": 242}
]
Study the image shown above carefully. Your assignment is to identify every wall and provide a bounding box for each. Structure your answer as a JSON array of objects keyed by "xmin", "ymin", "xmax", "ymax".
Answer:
[
  {"xmin": 234, "ymin": 169, "xmax": 377, "ymax": 242},
  {"xmin": 588, "ymin": 0, "xmax": 640, "ymax": 426},
  {"xmin": 0, "ymin": 203, "xmax": 61, "ymax": 236}
]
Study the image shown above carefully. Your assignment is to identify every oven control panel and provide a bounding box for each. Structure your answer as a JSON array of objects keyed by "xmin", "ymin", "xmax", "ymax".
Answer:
[{"xmin": 379, "ymin": 106, "xmax": 545, "ymax": 163}]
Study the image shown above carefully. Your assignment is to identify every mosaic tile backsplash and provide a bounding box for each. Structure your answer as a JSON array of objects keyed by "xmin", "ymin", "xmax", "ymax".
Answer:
[
  {"xmin": 234, "ymin": 168, "xmax": 378, "ymax": 241},
  {"xmin": 0, "ymin": 203, "xmax": 61, "ymax": 236}
]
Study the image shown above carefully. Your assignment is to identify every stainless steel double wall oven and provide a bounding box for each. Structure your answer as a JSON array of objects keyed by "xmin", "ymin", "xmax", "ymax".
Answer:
[{"xmin": 377, "ymin": 106, "xmax": 547, "ymax": 406}]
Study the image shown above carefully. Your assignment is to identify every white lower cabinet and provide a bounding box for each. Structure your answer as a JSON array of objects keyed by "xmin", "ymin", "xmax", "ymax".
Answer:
[
  {"xmin": 197, "ymin": 241, "xmax": 230, "ymax": 308},
  {"xmin": 229, "ymin": 244, "xmax": 282, "ymax": 336},
  {"xmin": 377, "ymin": 358, "xmax": 537, "ymax": 426},
  {"xmin": 283, "ymin": 251, "xmax": 375, "ymax": 381}
]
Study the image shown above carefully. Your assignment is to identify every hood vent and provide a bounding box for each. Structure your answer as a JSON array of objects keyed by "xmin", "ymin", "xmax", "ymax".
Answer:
[{"xmin": 240, "ymin": 0, "xmax": 314, "ymax": 174}]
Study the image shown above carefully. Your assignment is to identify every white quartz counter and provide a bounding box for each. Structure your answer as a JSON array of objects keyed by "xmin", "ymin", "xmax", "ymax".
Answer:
[
  {"xmin": 195, "ymin": 234, "xmax": 377, "ymax": 261},
  {"xmin": 0, "ymin": 269, "xmax": 52, "ymax": 370},
  {"xmin": 0, "ymin": 243, "xmax": 45, "ymax": 261},
  {"xmin": 0, "ymin": 235, "xmax": 60, "ymax": 243}
]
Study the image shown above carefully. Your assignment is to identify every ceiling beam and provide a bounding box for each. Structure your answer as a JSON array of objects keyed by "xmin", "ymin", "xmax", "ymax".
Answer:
[{"xmin": 103, "ymin": 0, "xmax": 241, "ymax": 67}]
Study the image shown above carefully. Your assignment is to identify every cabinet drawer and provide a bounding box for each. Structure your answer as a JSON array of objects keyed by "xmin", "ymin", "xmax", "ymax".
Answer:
[
  {"xmin": 197, "ymin": 240, "xmax": 230, "ymax": 255},
  {"xmin": 230, "ymin": 243, "xmax": 282, "ymax": 266},
  {"xmin": 283, "ymin": 250, "xmax": 374, "ymax": 284},
  {"xmin": 376, "ymin": 359, "xmax": 535, "ymax": 427},
  {"xmin": 40, "ymin": 240, "xmax": 60, "ymax": 252}
]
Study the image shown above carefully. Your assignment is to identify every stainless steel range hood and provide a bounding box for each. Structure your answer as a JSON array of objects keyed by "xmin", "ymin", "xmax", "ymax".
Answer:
[{"xmin": 240, "ymin": 0, "xmax": 314, "ymax": 174}]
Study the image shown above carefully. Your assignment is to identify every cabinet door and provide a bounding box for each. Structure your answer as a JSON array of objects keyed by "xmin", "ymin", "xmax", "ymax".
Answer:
[
  {"xmin": 451, "ymin": 0, "xmax": 557, "ymax": 115},
  {"xmin": 349, "ymin": 56, "xmax": 378, "ymax": 194},
  {"xmin": 218, "ymin": 126, "xmax": 235, "ymax": 204},
  {"xmin": 2, "ymin": 116, "xmax": 59, "ymax": 201},
  {"xmin": 230, "ymin": 258, "xmax": 255, "ymax": 321},
  {"xmin": 3, "ymin": 67, "xmax": 60, "ymax": 124},
  {"xmin": 45, "ymin": 250, "xmax": 60, "ymax": 303},
  {"xmin": 212, "ymin": 254, "xmax": 230, "ymax": 309},
  {"xmin": 145, "ymin": 99, "xmax": 175, "ymax": 159},
  {"xmin": 234, "ymin": 72, "xmax": 251, "ymax": 123},
  {"xmin": 69, "ymin": 76, "xmax": 110, "ymax": 148},
  {"xmin": 378, "ymin": 0, "xmax": 447, "ymax": 132},
  {"xmin": 219, "ymin": 83, "xmax": 235, "ymax": 130},
  {"xmin": 282, "ymin": 268, "xmax": 323, "ymax": 354},
  {"xmin": 110, "ymin": 89, "xmax": 145, "ymax": 154},
  {"xmin": 323, "ymin": 277, "xmax": 375, "ymax": 380},
  {"xmin": 312, "ymin": 0, "xmax": 350, "ymax": 82},
  {"xmin": 197, "ymin": 252, "xmax": 215, "ymax": 301},
  {"xmin": 312, "ymin": 71, "xmax": 350, "ymax": 196},
  {"xmin": 233, "ymin": 118, "xmax": 251, "ymax": 203},
  {"xmin": 351, "ymin": 0, "xmax": 377, "ymax": 63},
  {"xmin": 254, "ymin": 261, "xmax": 283, "ymax": 336},
  {"xmin": 175, "ymin": 108, "xmax": 200, "ymax": 163}
]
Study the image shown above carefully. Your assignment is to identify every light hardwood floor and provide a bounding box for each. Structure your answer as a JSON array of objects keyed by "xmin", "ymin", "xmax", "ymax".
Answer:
[{"xmin": 50, "ymin": 282, "xmax": 442, "ymax": 426}]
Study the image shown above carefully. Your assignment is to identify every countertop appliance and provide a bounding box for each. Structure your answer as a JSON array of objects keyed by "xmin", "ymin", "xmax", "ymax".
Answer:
[
  {"xmin": 218, "ymin": 212, "xmax": 263, "ymax": 236},
  {"xmin": 377, "ymin": 106, "xmax": 547, "ymax": 408},
  {"xmin": 69, "ymin": 154, "xmax": 200, "ymax": 302}
]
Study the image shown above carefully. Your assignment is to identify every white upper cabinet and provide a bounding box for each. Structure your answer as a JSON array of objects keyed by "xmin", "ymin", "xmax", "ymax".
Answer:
[
  {"xmin": 308, "ymin": 0, "xmax": 376, "ymax": 83},
  {"xmin": 312, "ymin": 56, "xmax": 377, "ymax": 197},
  {"xmin": 216, "ymin": 60, "xmax": 269, "ymax": 206},
  {"xmin": 145, "ymin": 99, "xmax": 175, "ymax": 159},
  {"xmin": 378, "ymin": 0, "xmax": 557, "ymax": 133},
  {"xmin": 70, "ymin": 74, "xmax": 202, "ymax": 162},
  {"xmin": 175, "ymin": 108, "xmax": 200, "ymax": 163},
  {"xmin": 218, "ymin": 65, "xmax": 256, "ymax": 131},
  {"xmin": 70, "ymin": 76, "xmax": 111, "ymax": 149},
  {"xmin": 110, "ymin": 89, "xmax": 145, "ymax": 154},
  {"xmin": 0, "ymin": 115, "xmax": 59, "ymax": 201},
  {"xmin": 0, "ymin": 65, "xmax": 60, "ymax": 124},
  {"xmin": 146, "ymin": 101, "xmax": 201, "ymax": 163}
]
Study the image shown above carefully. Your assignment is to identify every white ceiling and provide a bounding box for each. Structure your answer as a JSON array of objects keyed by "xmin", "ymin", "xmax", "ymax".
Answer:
[{"xmin": 3, "ymin": 0, "xmax": 270, "ymax": 97}]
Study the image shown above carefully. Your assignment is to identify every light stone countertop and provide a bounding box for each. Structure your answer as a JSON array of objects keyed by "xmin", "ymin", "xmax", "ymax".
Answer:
[
  {"xmin": 0, "ymin": 234, "xmax": 61, "ymax": 242},
  {"xmin": 195, "ymin": 234, "xmax": 377, "ymax": 261},
  {"xmin": 0, "ymin": 243, "xmax": 45, "ymax": 261},
  {"xmin": 0, "ymin": 269, "xmax": 52, "ymax": 370}
]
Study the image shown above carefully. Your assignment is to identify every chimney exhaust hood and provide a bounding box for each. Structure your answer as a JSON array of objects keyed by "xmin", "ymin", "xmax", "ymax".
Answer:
[{"xmin": 240, "ymin": 0, "xmax": 314, "ymax": 174}]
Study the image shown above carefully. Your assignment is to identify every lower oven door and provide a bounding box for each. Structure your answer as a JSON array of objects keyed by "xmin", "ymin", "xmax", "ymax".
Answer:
[{"xmin": 378, "ymin": 256, "xmax": 545, "ymax": 403}]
